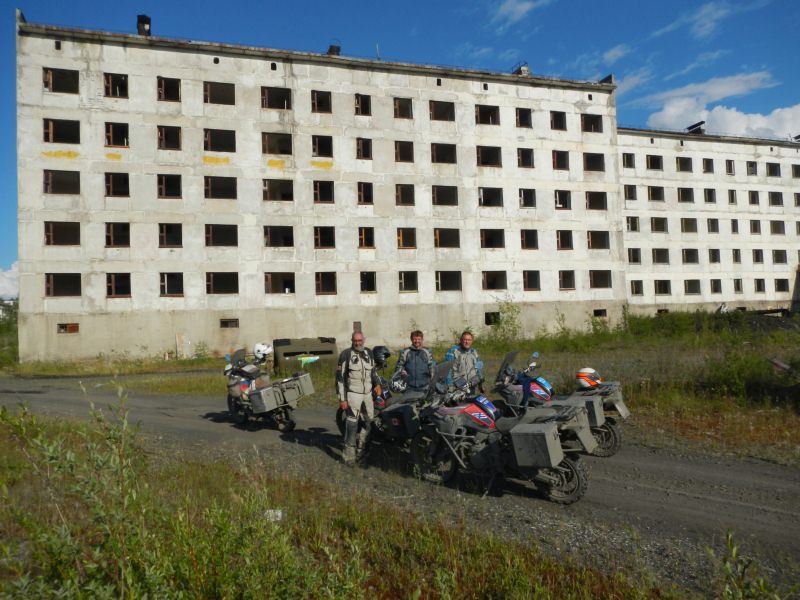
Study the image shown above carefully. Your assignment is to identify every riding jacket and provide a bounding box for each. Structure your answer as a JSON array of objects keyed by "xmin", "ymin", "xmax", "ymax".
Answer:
[
  {"xmin": 393, "ymin": 346, "xmax": 435, "ymax": 390},
  {"xmin": 336, "ymin": 346, "xmax": 380, "ymax": 400}
]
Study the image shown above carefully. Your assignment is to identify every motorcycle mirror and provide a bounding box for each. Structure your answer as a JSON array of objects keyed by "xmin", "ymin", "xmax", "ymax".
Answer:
[
  {"xmin": 531, "ymin": 352, "xmax": 539, "ymax": 359},
  {"xmin": 224, "ymin": 354, "xmax": 231, "ymax": 361}
]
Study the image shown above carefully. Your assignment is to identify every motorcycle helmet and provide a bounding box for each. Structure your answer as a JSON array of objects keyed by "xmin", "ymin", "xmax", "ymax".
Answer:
[
  {"xmin": 253, "ymin": 342, "xmax": 273, "ymax": 362},
  {"xmin": 372, "ymin": 345, "xmax": 392, "ymax": 369},
  {"xmin": 390, "ymin": 377, "xmax": 407, "ymax": 393},
  {"xmin": 576, "ymin": 367, "xmax": 602, "ymax": 390}
]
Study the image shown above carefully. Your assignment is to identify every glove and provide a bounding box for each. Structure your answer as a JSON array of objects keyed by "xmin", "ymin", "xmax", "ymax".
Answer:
[{"xmin": 373, "ymin": 385, "xmax": 383, "ymax": 396}]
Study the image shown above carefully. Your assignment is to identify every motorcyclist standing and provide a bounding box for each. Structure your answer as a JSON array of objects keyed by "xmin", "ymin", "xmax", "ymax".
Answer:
[
  {"xmin": 445, "ymin": 331, "xmax": 484, "ymax": 392},
  {"xmin": 392, "ymin": 330, "xmax": 435, "ymax": 393}
]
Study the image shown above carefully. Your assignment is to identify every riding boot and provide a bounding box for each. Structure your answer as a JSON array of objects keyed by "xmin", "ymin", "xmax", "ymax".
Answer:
[{"xmin": 342, "ymin": 418, "xmax": 358, "ymax": 466}]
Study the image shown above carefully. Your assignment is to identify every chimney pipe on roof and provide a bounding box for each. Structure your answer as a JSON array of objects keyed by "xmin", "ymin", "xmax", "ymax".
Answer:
[
  {"xmin": 137, "ymin": 15, "xmax": 151, "ymax": 36},
  {"xmin": 327, "ymin": 44, "xmax": 341, "ymax": 56}
]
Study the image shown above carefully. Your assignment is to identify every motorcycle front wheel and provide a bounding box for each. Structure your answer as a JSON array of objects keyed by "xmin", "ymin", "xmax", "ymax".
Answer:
[
  {"xmin": 227, "ymin": 395, "xmax": 249, "ymax": 425},
  {"xmin": 591, "ymin": 420, "xmax": 622, "ymax": 457},
  {"xmin": 410, "ymin": 430, "xmax": 457, "ymax": 484},
  {"xmin": 335, "ymin": 407, "xmax": 346, "ymax": 436},
  {"xmin": 538, "ymin": 455, "xmax": 588, "ymax": 505},
  {"xmin": 275, "ymin": 407, "xmax": 296, "ymax": 433}
]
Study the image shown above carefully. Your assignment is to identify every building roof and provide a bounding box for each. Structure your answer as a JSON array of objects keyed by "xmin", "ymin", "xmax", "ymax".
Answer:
[{"xmin": 618, "ymin": 126, "xmax": 800, "ymax": 150}]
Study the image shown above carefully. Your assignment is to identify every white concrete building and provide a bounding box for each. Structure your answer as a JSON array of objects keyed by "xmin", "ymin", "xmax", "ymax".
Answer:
[{"xmin": 15, "ymin": 13, "xmax": 799, "ymax": 360}]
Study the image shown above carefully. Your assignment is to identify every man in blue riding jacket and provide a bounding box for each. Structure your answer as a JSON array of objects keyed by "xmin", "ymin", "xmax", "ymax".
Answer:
[
  {"xmin": 393, "ymin": 330, "xmax": 435, "ymax": 393},
  {"xmin": 445, "ymin": 330, "xmax": 484, "ymax": 392},
  {"xmin": 336, "ymin": 331, "xmax": 381, "ymax": 466}
]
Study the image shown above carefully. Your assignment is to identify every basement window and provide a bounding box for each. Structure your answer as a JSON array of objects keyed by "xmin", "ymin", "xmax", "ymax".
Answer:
[
  {"xmin": 586, "ymin": 191, "xmax": 607, "ymax": 210},
  {"xmin": 436, "ymin": 271, "xmax": 461, "ymax": 291},
  {"xmin": 478, "ymin": 187, "xmax": 503, "ymax": 207},
  {"xmin": 555, "ymin": 190, "xmax": 571, "ymax": 209},
  {"xmin": 485, "ymin": 312, "xmax": 500, "ymax": 325},
  {"xmin": 520, "ymin": 229, "xmax": 538, "ymax": 249},
  {"xmin": 44, "ymin": 221, "xmax": 80, "ymax": 245},
  {"xmin": 265, "ymin": 272, "xmax": 296, "ymax": 294},
  {"xmin": 206, "ymin": 272, "xmax": 239, "ymax": 294},
  {"xmin": 587, "ymin": 231, "xmax": 610, "ymax": 249},
  {"xmin": 354, "ymin": 93, "xmax": 372, "ymax": 116},
  {"xmin": 550, "ymin": 111, "xmax": 567, "ymax": 130},
  {"xmin": 57, "ymin": 323, "xmax": 80, "ymax": 334},
  {"xmin": 429, "ymin": 100, "xmax": 455, "ymax": 121},
  {"xmin": 516, "ymin": 108, "xmax": 532, "ymax": 128},
  {"xmin": 556, "ymin": 230, "xmax": 573, "ymax": 250},
  {"xmin": 434, "ymin": 228, "xmax": 460, "ymax": 248},
  {"xmin": 313, "ymin": 181, "xmax": 334, "ymax": 204},
  {"xmin": 432, "ymin": 185, "xmax": 458, "ymax": 206},
  {"xmin": 219, "ymin": 319, "xmax": 239, "ymax": 329},
  {"xmin": 204, "ymin": 129, "xmax": 236, "ymax": 152},
  {"xmin": 204, "ymin": 81, "xmax": 235, "ymax": 105},
  {"xmin": 480, "ymin": 229, "xmax": 505, "ymax": 248},
  {"xmin": 157, "ymin": 125, "xmax": 181, "ymax": 150},
  {"xmin": 482, "ymin": 271, "xmax": 507, "ymax": 290},
  {"xmin": 45, "ymin": 273, "xmax": 81, "ymax": 297},
  {"xmin": 315, "ymin": 272, "xmax": 337, "ymax": 295},
  {"xmin": 394, "ymin": 97, "xmax": 413, "ymax": 119},
  {"xmin": 397, "ymin": 228, "xmax": 417, "ymax": 249},
  {"xmin": 43, "ymin": 170, "xmax": 80, "ymax": 194},
  {"xmin": 360, "ymin": 272, "xmax": 377, "ymax": 293},
  {"xmin": 160, "ymin": 273, "xmax": 184, "ymax": 297},
  {"xmin": 558, "ymin": 270, "xmax": 575, "ymax": 290},
  {"xmin": 581, "ymin": 114, "xmax": 603, "ymax": 132},
  {"xmin": 158, "ymin": 223, "xmax": 182, "ymax": 248},
  {"xmin": 43, "ymin": 119, "xmax": 80, "ymax": 143},
  {"xmin": 395, "ymin": 141, "xmax": 414, "ymax": 162},
  {"xmin": 205, "ymin": 224, "xmax": 238, "ymax": 247},
  {"xmin": 475, "ymin": 104, "xmax": 500, "ymax": 125},
  {"xmin": 264, "ymin": 225, "xmax": 294, "ymax": 247},
  {"xmin": 399, "ymin": 271, "xmax": 418, "ymax": 292},
  {"xmin": 395, "ymin": 184, "xmax": 415, "ymax": 206},
  {"xmin": 519, "ymin": 188, "xmax": 536, "ymax": 207},
  {"xmin": 157, "ymin": 77, "xmax": 180, "ymax": 101},
  {"xmin": 357, "ymin": 182, "xmax": 373, "ymax": 205},
  {"xmin": 552, "ymin": 150, "xmax": 569, "ymax": 170},
  {"xmin": 43, "ymin": 67, "xmax": 78, "ymax": 93},
  {"xmin": 104, "ymin": 173, "xmax": 130, "ymax": 197},
  {"xmin": 262, "ymin": 132, "xmax": 292, "ymax": 155},
  {"xmin": 311, "ymin": 90, "xmax": 332, "ymax": 113},
  {"xmin": 105, "ymin": 122, "xmax": 129, "ymax": 147},
  {"xmin": 105, "ymin": 223, "xmax": 130, "ymax": 247},
  {"xmin": 204, "ymin": 176, "xmax": 237, "ymax": 199},
  {"xmin": 589, "ymin": 271, "xmax": 612, "ymax": 289},
  {"xmin": 263, "ymin": 179, "xmax": 294, "ymax": 201},
  {"xmin": 103, "ymin": 73, "xmax": 128, "ymax": 98},
  {"xmin": 517, "ymin": 148, "xmax": 534, "ymax": 168},
  {"xmin": 431, "ymin": 143, "xmax": 457, "ymax": 163},
  {"xmin": 157, "ymin": 174, "xmax": 182, "ymax": 198},
  {"xmin": 312, "ymin": 135, "xmax": 333, "ymax": 157},
  {"xmin": 477, "ymin": 146, "xmax": 502, "ymax": 167},
  {"xmin": 261, "ymin": 86, "xmax": 292, "ymax": 109},
  {"xmin": 314, "ymin": 226, "xmax": 336, "ymax": 249},
  {"xmin": 106, "ymin": 273, "xmax": 131, "ymax": 298},
  {"xmin": 523, "ymin": 271, "xmax": 540, "ymax": 291}
]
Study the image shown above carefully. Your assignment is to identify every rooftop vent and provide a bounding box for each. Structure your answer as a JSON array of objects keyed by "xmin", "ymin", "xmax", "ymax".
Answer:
[
  {"xmin": 599, "ymin": 74, "xmax": 614, "ymax": 84},
  {"xmin": 327, "ymin": 44, "xmax": 341, "ymax": 56},
  {"xmin": 137, "ymin": 14, "xmax": 151, "ymax": 36},
  {"xmin": 793, "ymin": 134, "xmax": 800, "ymax": 142},
  {"xmin": 512, "ymin": 62, "xmax": 530, "ymax": 75},
  {"xmin": 686, "ymin": 121, "xmax": 706, "ymax": 134}
]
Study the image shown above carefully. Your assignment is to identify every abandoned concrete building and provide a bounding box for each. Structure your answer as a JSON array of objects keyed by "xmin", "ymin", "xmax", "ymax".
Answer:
[{"xmin": 16, "ymin": 12, "xmax": 800, "ymax": 360}]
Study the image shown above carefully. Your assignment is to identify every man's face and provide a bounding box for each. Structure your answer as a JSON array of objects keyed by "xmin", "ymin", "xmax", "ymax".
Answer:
[
  {"xmin": 411, "ymin": 334, "xmax": 423, "ymax": 349},
  {"xmin": 352, "ymin": 334, "xmax": 365, "ymax": 350},
  {"xmin": 460, "ymin": 334, "xmax": 473, "ymax": 350}
]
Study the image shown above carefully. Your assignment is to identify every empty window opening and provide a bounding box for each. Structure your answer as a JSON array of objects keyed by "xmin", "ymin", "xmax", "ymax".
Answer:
[
  {"xmin": 395, "ymin": 141, "xmax": 414, "ymax": 162},
  {"xmin": 314, "ymin": 226, "xmax": 336, "ymax": 249},
  {"xmin": 516, "ymin": 108, "xmax": 532, "ymax": 128},
  {"xmin": 630, "ymin": 280, "xmax": 644, "ymax": 296},
  {"xmin": 587, "ymin": 231, "xmax": 610, "ymax": 249},
  {"xmin": 589, "ymin": 271, "xmax": 612, "ymax": 289},
  {"xmin": 728, "ymin": 189, "xmax": 737, "ymax": 204},
  {"xmin": 429, "ymin": 100, "xmax": 455, "ymax": 121},
  {"xmin": 648, "ymin": 186, "xmax": 665, "ymax": 201},
  {"xmin": 436, "ymin": 271, "xmax": 462, "ymax": 291},
  {"xmin": 593, "ymin": 309, "xmax": 608, "ymax": 318},
  {"xmin": 523, "ymin": 270, "xmax": 540, "ymax": 291},
  {"xmin": 435, "ymin": 228, "xmax": 460, "ymax": 248},
  {"xmin": 396, "ymin": 184, "xmax": 415, "ymax": 206},
  {"xmin": 711, "ymin": 279, "xmax": 722, "ymax": 294},
  {"xmin": 646, "ymin": 154, "xmax": 663, "ymax": 170},
  {"xmin": 583, "ymin": 153, "xmax": 605, "ymax": 172},
  {"xmin": 475, "ymin": 104, "xmax": 500, "ymax": 125},
  {"xmin": 44, "ymin": 221, "xmax": 80, "ymax": 245},
  {"xmin": 769, "ymin": 191, "xmax": 783, "ymax": 206},
  {"xmin": 586, "ymin": 191, "xmax": 607, "ymax": 210},
  {"xmin": 43, "ymin": 119, "xmax": 80, "ymax": 143},
  {"xmin": 105, "ymin": 122, "xmax": 129, "ymax": 147},
  {"xmin": 676, "ymin": 157, "xmax": 693, "ymax": 172},
  {"xmin": 205, "ymin": 176, "xmax": 237, "ymax": 199},
  {"xmin": 558, "ymin": 270, "xmax": 575, "ymax": 290},
  {"xmin": 520, "ymin": 229, "xmax": 538, "ymax": 249},
  {"xmin": 433, "ymin": 185, "xmax": 458, "ymax": 206},
  {"xmin": 399, "ymin": 271, "xmax": 418, "ymax": 292},
  {"xmin": 684, "ymin": 280, "xmax": 701, "ymax": 295},
  {"xmin": 678, "ymin": 187, "xmax": 694, "ymax": 203},
  {"xmin": 517, "ymin": 148, "xmax": 534, "ymax": 168},
  {"xmin": 264, "ymin": 225, "xmax": 294, "ymax": 247},
  {"xmin": 652, "ymin": 248, "xmax": 670, "ymax": 264},
  {"xmin": 707, "ymin": 218, "xmax": 719, "ymax": 233},
  {"xmin": 682, "ymin": 248, "xmax": 699, "ymax": 264},
  {"xmin": 358, "ymin": 226, "xmax": 375, "ymax": 248},
  {"xmin": 746, "ymin": 161, "xmax": 757, "ymax": 176},
  {"xmin": 360, "ymin": 271, "xmax": 377, "ymax": 293},
  {"xmin": 219, "ymin": 318, "xmax": 239, "ymax": 329},
  {"xmin": 262, "ymin": 132, "xmax": 292, "ymax": 155},
  {"xmin": 482, "ymin": 271, "xmax": 507, "ymax": 290},
  {"xmin": 46, "ymin": 273, "xmax": 81, "ymax": 297},
  {"xmin": 550, "ymin": 111, "xmax": 567, "ymax": 130},
  {"xmin": 651, "ymin": 217, "xmax": 668, "ymax": 233},
  {"xmin": 626, "ymin": 216, "xmax": 640, "ymax": 232},
  {"xmin": 479, "ymin": 187, "xmax": 503, "ymax": 207},
  {"xmin": 519, "ymin": 188, "xmax": 536, "ymax": 207},
  {"xmin": 628, "ymin": 248, "xmax": 641, "ymax": 264},
  {"xmin": 680, "ymin": 218, "xmax": 698, "ymax": 233},
  {"xmin": 581, "ymin": 114, "xmax": 602, "ymax": 132},
  {"xmin": 709, "ymin": 248, "xmax": 721, "ymax": 263},
  {"xmin": 397, "ymin": 228, "xmax": 417, "ymax": 249},
  {"xmin": 263, "ymin": 179, "xmax": 293, "ymax": 201},
  {"xmin": 485, "ymin": 312, "xmax": 500, "ymax": 326},
  {"xmin": 770, "ymin": 220, "xmax": 785, "ymax": 235},
  {"xmin": 43, "ymin": 170, "xmax": 80, "ymax": 194},
  {"xmin": 204, "ymin": 128, "xmax": 236, "ymax": 152},
  {"xmin": 357, "ymin": 182, "xmax": 373, "ymax": 205},
  {"xmin": 43, "ymin": 67, "xmax": 78, "ymax": 93},
  {"xmin": 749, "ymin": 190, "xmax": 760, "ymax": 205},
  {"xmin": 265, "ymin": 272, "xmax": 295, "ymax": 294},
  {"xmin": 205, "ymin": 224, "xmax": 238, "ymax": 247},
  {"xmin": 793, "ymin": 164, "xmax": 800, "ymax": 178},
  {"xmin": 159, "ymin": 223, "xmax": 182, "ymax": 247},
  {"xmin": 105, "ymin": 173, "xmax": 129, "ymax": 197},
  {"xmin": 105, "ymin": 222, "xmax": 130, "ymax": 247},
  {"xmin": 726, "ymin": 160, "xmax": 735, "ymax": 175},
  {"xmin": 733, "ymin": 278, "xmax": 743, "ymax": 293},
  {"xmin": 732, "ymin": 249, "xmax": 741, "ymax": 263},
  {"xmin": 556, "ymin": 230, "xmax": 573, "ymax": 250},
  {"xmin": 261, "ymin": 86, "xmax": 291, "ymax": 109},
  {"xmin": 654, "ymin": 280, "xmax": 672, "ymax": 295},
  {"xmin": 775, "ymin": 279, "xmax": 790, "ymax": 292},
  {"xmin": 106, "ymin": 273, "xmax": 131, "ymax": 297},
  {"xmin": 157, "ymin": 125, "xmax": 181, "ymax": 150},
  {"xmin": 157, "ymin": 77, "xmax": 180, "ymax": 101},
  {"xmin": 156, "ymin": 174, "xmax": 181, "ymax": 199},
  {"xmin": 622, "ymin": 153, "xmax": 635, "ymax": 168},
  {"xmin": 754, "ymin": 279, "xmax": 766, "ymax": 293},
  {"xmin": 772, "ymin": 249, "xmax": 787, "ymax": 263},
  {"xmin": 555, "ymin": 189, "xmax": 571, "ymax": 209},
  {"xmin": 394, "ymin": 97, "xmax": 413, "ymax": 119},
  {"xmin": 356, "ymin": 138, "xmax": 372, "ymax": 159},
  {"xmin": 57, "ymin": 323, "xmax": 80, "ymax": 334},
  {"xmin": 704, "ymin": 188, "xmax": 716, "ymax": 203},
  {"xmin": 432, "ymin": 143, "xmax": 457, "ymax": 163},
  {"xmin": 624, "ymin": 185, "xmax": 637, "ymax": 200},
  {"xmin": 206, "ymin": 272, "xmax": 239, "ymax": 294},
  {"xmin": 103, "ymin": 73, "xmax": 128, "ymax": 98},
  {"xmin": 766, "ymin": 162, "xmax": 781, "ymax": 177},
  {"xmin": 477, "ymin": 146, "xmax": 502, "ymax": 167},
  {"xmin": 160, "ymin": 272, "xmax": 184, "ymax": 296},
  {"xmin": 315, "ymin": 272, "xmax": 337, "ymax": 294},
  {"xmin": 311, "ymin": 90, "xmax": 332, "ymax": 113},
  {"xmin": 354, "ymin": 93, "xmax": 371, "ymax": 116},
  {"xmin": 703, "ymin": 158, "xmax": 714, "ymax": 173},
  {"xmin": 204, "ymin": 81, "xmax": 235, "ymax": 105},
  {"xmin": 313, "ymin": 181, "xmax": 334, "ymax": 204},
  {"xmin": 552, "ymin": 150, "xmax": 569, "ymax": 170},
  {"xmin": 750, "ymin": 220, "xmax": 761, "ymax": 234}
]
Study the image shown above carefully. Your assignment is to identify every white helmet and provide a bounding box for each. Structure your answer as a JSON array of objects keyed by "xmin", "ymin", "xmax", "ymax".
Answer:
[
  {"xmin": 253, "ymin": 342, "xmax": 273, "ymax": 361},
  {"xmin": 576, "ymin": 367, "xmax": 602, "ymax": 390}
]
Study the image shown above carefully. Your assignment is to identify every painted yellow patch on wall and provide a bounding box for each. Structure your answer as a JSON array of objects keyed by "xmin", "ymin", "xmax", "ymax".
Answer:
[
  {"xmin": 203, "ymin": 156, "xmax": 231, "ymax": 165},
  {"xmin": 105, "ymin": 153, "xmax": 122, "ymax": 161},
  {"xmin": 267, "ymin": 159, "xmax": 285, "ymax": 169},
  {"xmin": 311, "ymin": 160, "xmax": 333, "ymax": 170},
  {"xmin": 41, "ymin": 150, "xmax": 79, "ymax": 159}
]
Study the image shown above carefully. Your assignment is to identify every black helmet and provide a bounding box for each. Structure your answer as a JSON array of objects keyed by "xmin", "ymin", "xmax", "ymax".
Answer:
[{"xmin": 372, "ymin": 345, "xmax": 392, "ymax": 368}]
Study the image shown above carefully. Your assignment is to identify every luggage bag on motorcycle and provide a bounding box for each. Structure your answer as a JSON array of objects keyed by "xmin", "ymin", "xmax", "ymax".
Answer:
[
  {"xmin": 551, "ymin": 396, "xmax": 605, "ymax": 427},
  {"xmin": 510, "ymin": 422, "xmax": 565, "ymax": 468},
  {"xmin": 378, "ymin": 403, "xmax": 419, "ymax": 439},
  {"xmin": 250, "ymin": 386, "xmax": 282, "ymax": 414},
  {"xmin": 276, "ymin": 373, "xmax": 314, "ymax": 405}
]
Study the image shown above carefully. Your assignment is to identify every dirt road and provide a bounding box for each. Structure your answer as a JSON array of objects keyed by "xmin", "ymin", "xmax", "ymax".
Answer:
[{"xmin": 2, "ymin": 376, "xmax": 798, "ymax": 594}]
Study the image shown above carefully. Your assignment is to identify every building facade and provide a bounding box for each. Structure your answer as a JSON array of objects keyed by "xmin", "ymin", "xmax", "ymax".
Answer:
[{"xmin": 16, "ymin": 13, "xmax": 799, "ymax": 360}]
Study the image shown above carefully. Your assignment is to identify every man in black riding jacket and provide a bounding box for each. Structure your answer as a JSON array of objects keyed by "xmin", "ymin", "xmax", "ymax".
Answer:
[
  {"xmin": 392, "ymin": 330, "xmax": 435, "ymax": 393},
  {"xmin": 336, "ymin": 331, "xmax": 381, "ymax": 466}
]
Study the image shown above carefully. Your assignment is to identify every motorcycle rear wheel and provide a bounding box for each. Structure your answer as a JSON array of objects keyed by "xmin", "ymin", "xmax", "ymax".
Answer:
[
  {"xmin": 591, "ymin": 420, "xmax": 622, "ymax": 457},
  {"xmin": 539, "ymin": 455, "xmax": 588, "ymax": 505},
  {"xmin": 275, "ymin": 407, "xmax": 296, "ymax": 433},
  {"xmin": 411, "ymin": 431, "xmax": 457, "ymax": 484},
  {"xmin": 335, "ymin": 407, "xmax": 346, "ymax": 436}
]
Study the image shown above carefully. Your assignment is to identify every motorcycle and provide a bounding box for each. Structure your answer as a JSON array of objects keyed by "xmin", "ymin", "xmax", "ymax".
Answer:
[
  {"xmin": 225, "ymin": 346, "xmax": 315, "ymax": 432},
  {"xmin": 494, "ymin": 351, "xmax": 629, "ymax": 457},
  {"xmin": 410, "ymin": 380, "xmax": 590, "ymax": 505}
]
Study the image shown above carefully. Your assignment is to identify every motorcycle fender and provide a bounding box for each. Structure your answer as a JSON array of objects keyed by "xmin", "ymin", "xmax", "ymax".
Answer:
[{"xmin": 510, "ymin": 422, "xmax": 564, "ymax": 468}]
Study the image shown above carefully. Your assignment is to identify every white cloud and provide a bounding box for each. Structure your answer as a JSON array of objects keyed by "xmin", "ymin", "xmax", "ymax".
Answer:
[
  {"xmin": 638, "ymin": 71, "xmax": 778, "ymax": 107},
  {"xmin": 704, "ymin": 104, "xmax": 800, "ymax": 139},
  {"xmin": 652, "ymin": 1, "xmax": 732, "ymax": 39},
  {"xmin": 602, "ymin": 44, "xmax": 630, "ymax": 66},
  {"xmin": 0, "ymin": 262, "xmax": 19, "ymax": 299},
  {"xmin": 664, "ymin": 50, "xmax": 728, "ymax": 81},
  {"xmin": 491, "ymin": 0, "xmax": 554, "ymax": 33},
  {"xmin": 615, "ymin": 67, "xmax": 654, "ymax": 97}
]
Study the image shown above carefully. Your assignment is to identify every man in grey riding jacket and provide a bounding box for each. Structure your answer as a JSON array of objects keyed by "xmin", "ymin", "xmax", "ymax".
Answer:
[
  {"xmin": 444, "ymin": 330, "xmax": 484, "ymax": 392},
  {"xmin": 392, "ymin": 330, "xmax": 435, "ymax": 393},
  {"xmin": 336, "ymin": 331, "xmax": 381, "ymax": 466}
]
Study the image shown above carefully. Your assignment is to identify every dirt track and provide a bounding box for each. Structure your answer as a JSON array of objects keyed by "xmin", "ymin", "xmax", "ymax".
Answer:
[{"xmin": 2, "ymin": 376, "xmax": 798, "ymax": 595}]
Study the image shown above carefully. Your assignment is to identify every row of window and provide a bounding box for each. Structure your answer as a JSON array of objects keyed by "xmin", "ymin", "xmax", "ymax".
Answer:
[
  {"xmin": 43, "ymin": 221, "xmax": 614, "ymax": 251},
  {"xmin": 627, "ymin": 247, "xmax": 796, "ymax": 265},
  {"xmin": 625, "ymin": 216, "xmax": 800, "ymax": 235},
  {"xmin": 630, "ymin": 278, "xmax": 792, "ymax": 296},
  {"xmin": 44, "ymin": 268, "xmax": 615, "ymax": 298},
  {"xmin": 42, "ymin": 68, "xmax": 604, "ymax": 131},
  {"xmin": 622, "ymin": 153, "xmax": 799, "ymax": 178},
  {"xmin": 624, "ymin": 184, "xmax": 799, "ymax": 207}
]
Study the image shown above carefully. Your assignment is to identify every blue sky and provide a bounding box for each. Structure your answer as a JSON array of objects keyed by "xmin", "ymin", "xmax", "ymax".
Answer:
[{"xmin": 2, "ymin": 0, "xmax": 798, "ymax": 296}]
